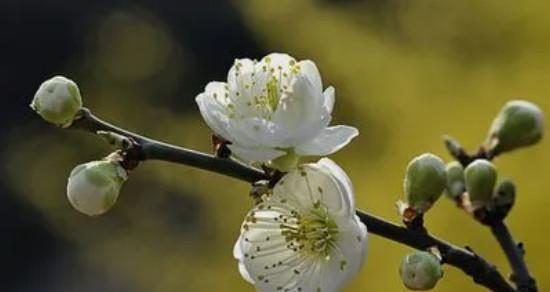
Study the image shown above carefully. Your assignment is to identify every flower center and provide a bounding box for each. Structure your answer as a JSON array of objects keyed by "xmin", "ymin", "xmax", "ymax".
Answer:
[{"xmin": 280, "ymin": 206, "xmax": 339, "ymax": 258}]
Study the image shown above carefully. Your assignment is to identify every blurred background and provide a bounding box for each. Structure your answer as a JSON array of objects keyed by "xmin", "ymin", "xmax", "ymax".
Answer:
[{"xmin": 1, "ymin": 0, "xmax": 549, "ymax": 291}]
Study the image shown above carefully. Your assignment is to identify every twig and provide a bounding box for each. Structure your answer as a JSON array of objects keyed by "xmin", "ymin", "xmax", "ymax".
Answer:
[
  {"xmin": 443, "ymin": 135, "xmax": 538, "ymax": 291},
  {"xmin": 491, "ymin": 221, "xmax": 537, "ymax": 291},
  {"xmin": 69, "ymin": 108, "xmax": 515, "ymax": 291}
]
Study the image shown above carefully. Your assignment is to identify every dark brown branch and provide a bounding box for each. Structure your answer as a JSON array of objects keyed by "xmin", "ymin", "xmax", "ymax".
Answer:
[
  {"xmin": 443, "ymin": 135, "xmax": 538, "ymax": 291},
  {"xmin": 491, "ymin": 221, "xmax": 537, "ymax": 292},
  {"xmin": 69, "ymin": 109, "xmax": 515, "ymax": 291}
]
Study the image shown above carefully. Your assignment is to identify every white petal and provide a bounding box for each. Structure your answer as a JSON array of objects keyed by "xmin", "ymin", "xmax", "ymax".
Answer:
[
  {"xmin": 262, "ymin": 53, "xmax": 296, "ymax": 70},
  {"xmin": 295, "ymin": 125, "xmax": 359, "ymax": 156},
  {"xmin": 231, "ymin": 117, "xmax": 290, "ymax": 148},
  {"xmin": 318, "ymin": 158, "xmax": 356, "ymax": 213},
  {"xmin": 233, "ymin": 238, "xmax": 256, "ymax": 284},
  {"xmin": 299, "ymin": 60, "xmax": 323, "ymax": 93},
  {"xmin": 236, "ymin": 204, "xmax": 309, "ymax": 291},
  {"xmin": 227, "ymin": 144, "xmax": 286, "ymax": 162},
  {"xmin": 273, "ymin": 74, "xmax": 329, "ymax": 146},
  {"xmin": 325, "ymin": 215, "xmax": 368, "ymax": 290},
  {"xmin": 273, "ymin": 162, "xmax": 352, "ymax": 216},
  {"xmin": 227, "ymin": 58, "xmax": 255, "ymax": 90},
  {"xmin": 323, "ymin": 86, "xmax": 335, "ymax": 114},
  {"xmin": 195, "ymin": 82, "xmax": 233, "ymax": 141}
]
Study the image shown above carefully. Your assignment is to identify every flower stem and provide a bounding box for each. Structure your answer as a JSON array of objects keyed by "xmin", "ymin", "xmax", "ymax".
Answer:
[{"xmin": 70, "ymin": 108, "xmax": 515, "ymax": 291}]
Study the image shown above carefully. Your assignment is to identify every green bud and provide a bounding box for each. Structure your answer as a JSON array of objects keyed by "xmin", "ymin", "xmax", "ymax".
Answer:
[
  {"xmin": 445, "ymin": 161, "xmax": 465, "ymax": 200},
  {"xmin": 30, "ymin": 75, "xmax": 82, "ymax": 127},
  {"xmin": 464, "ymin": 159, "xmax": 497, "ymax": 209},
  {"xmin": 494, "ymin": 179, "xmax": 516, "ymax": 209},
  {"xmin": 67, "ymin": 160, "xmax": 127, "ymax": 216},
  {"xmin": 403, "ymin": 153, "xmax": 447, "ymax": 212},
  {"xmin": 399, "ymin": 251, "xmax": 443, "ymax": 290},
  {"xmin": 486, "ymin": 100, "xmax": 544, "ymax": 154}
]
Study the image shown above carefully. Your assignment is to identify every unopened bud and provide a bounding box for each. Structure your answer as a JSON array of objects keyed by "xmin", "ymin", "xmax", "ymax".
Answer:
[
  {"xmin": 30, "ymin": 76, "xmax": 82, "ymax": 127},
  {"xmin": 399, "ymin": 251, "xmax": 443, "ymax": 290},
  {"xmin": 445, "ymin": 161, "xmax": 465, "ymax": 200},
  {"xmin": 486, "ymin": 100, "xmax": 544, "ymax": 155},
  {"xmin": 464, "ymin": 159, "xmax": 497, "ymax": 209},
  {"xmin": 403, "ymin": 153, "xmax": 447, "ymax": 213},
  {"xmin": 67, "ymin": 160, "xmax": 127, "ymax": 216},
  {"xmin": 494, "ymin": 179, "xmax": 516, "ymax": 211}
]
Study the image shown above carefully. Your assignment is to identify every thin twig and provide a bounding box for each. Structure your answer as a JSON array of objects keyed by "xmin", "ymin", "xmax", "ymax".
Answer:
[
  {"xmin": 443, "ymin": 135, "xmax": 538, "ymax": 292},
  {"xmin": 491, "ymin": 221, "xmax": 537, "ymax": 291},
  {"xmin": 70, "ymin": 109, "xmax": 515, "ymax": 291}
]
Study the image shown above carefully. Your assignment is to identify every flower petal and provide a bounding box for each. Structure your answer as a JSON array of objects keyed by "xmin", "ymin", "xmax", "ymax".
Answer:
[
  {"xmin": 318, "ymin": 157, "xmax": 356, "ymax": 213},
  {"xmin": 195, "ymin": 82, "xmax": 233, "ymax": 141},
  {"xmin": 323, "ymin": 86, "xmax": 335, "ymax": 114},
  {"xmin": 273, "ymin": 74, "xmax": 329, "ymax": 146},
  {"xmin": 233, "ymin": 239, "xmax": 255, "ymax": 284},
  {"xmin": 295, "ymin": 125, "xmax": 359, "ymax": 156},
  {"xmin": 299, "ymin": 60, "xmax": 323, "ymax": 93},
  {"xmin": 227, "ymin": 144, "xmax": 286, "ymax": 162},
  {"xmin": 325, "ymin": 215, "xmax": 368, "ymax": 289},
  {"xmin": 273, "ymin": 161, "xmax": 351, "ymax": 217},
  {"xmin": 231, "ymin": 117, "xmax": 290, "ymax": 148}
]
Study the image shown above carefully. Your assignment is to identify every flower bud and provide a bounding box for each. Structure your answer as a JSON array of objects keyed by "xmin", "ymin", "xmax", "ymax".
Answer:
[
  {"xmin": 494, "ymin": 179, "xmax": 516, "ymax": 211},
  {"xmin": 30, "ymin": 76, "xmax": 82, "ymax": 127},
  {"xmin": 486, "ymin": 100, "xmax": 544, "ymax": 155},
  {"xmin": 403, "ymin": 153, "xmax": 447, "ymax": 212},
  {"xmin": 445, "ymin": 161, "xmax": 465, "ymax": 200},
  {"xmin": 67, "ymin": 160, "xmax": 127, "ymax": 216},
  {"xmin": 399, "ymin": 251, "xmax": 443, "ymax": 290},
  {"xmin": 464, "ymin": 159, "xmax": 497, "ymax": 209}
]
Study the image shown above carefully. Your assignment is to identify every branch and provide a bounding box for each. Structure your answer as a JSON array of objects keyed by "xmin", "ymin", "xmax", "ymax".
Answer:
[
  {"xmin": 491, "ymin": 221, "xmax": 537, "ymax": 291},
  {"xmin": 70, "ymin": 109, "xmax": 514, "ymax": 291},
  {"xmin": 72, "ymin": 109, "xmax": 267, "ymax": 183},
  {"xmin": 443, "ymin": 135, "xmax": 538, "ymax": 291}
]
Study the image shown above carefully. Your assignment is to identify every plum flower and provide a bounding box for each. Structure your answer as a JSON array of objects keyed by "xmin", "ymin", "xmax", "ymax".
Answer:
[
  {"xmin": 234, "ymin": 158, "xmax": 368, "ymax": 291},
  {"xmin": 196, "ymin": 53, "xmax": 358, "ymax": 165}
]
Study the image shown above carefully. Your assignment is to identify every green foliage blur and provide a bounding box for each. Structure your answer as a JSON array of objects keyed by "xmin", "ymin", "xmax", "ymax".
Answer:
[{"xmin": 5, "ymin": 0, "xmax": 550, "ymax": 291}]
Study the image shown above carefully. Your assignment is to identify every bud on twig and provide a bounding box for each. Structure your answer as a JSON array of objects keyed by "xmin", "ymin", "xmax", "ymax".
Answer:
[
  {"xmin": 445, "ymin": 161, "xmax": 465, "ymax": 200},
  {"xmin": 464, "ymin": 159, "xmax": 497, "ymax": 210},
  {"xmin": 66, "ymin": 157, "xmax": 127, "ymax": 216},
  {"xmin": 30, "ymin": 76, "xmax": 82, "ymax": 127},
  {"xmin": 492, "ymin": 179, "xmax": 516, "ymax": 217},
  {"xmin": 401, "ymin": 153, "xmax": 447, "ymax": 216},
  {"xmin": 486, "ymin": 100, "xmax": 544, "ymax": 155},
  {"xmin": 399, "ymin": 251, "xmax": 443, "ymax": 290}
]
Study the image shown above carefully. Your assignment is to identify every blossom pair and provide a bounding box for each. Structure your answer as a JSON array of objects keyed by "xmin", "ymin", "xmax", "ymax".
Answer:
[{"xmin": 196, "ymin": 53, "xmax": 367, "ymax": 291}]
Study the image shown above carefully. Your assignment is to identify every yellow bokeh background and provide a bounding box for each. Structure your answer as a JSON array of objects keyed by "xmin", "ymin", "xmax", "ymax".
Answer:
[{"xmin": 5, "ymin": 0, "xmax": 550, "ymax": 291}]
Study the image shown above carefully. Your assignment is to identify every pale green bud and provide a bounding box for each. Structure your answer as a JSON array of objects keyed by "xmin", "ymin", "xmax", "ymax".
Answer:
[
  {"xmin": 404, "ymin": 153, "xmax": 447, "ymax": 212},
  {"xmin": 494, "ymin": 179, "xmax": 516, "ymax": 209},
  {"xmin": 486, "ymin": 100, "xmax": 544, "ymax": 154},
  {"xmin": 399, "ymin": 251, "xmax": 443, "ymax": 290},
  {"xmin": 30, "ymin": 76, "xmax": 82, "ymax": 127},
  {"xmin": 67, "ymin": 160, "xmax": 127, "ymax": 216},
  {"xmin": 445, "ymin": 161, "xmax": 465, "ymax": 199},
  {"xmin": 464, "ymin": 159, "xmax": 497, "ymax": 209}
]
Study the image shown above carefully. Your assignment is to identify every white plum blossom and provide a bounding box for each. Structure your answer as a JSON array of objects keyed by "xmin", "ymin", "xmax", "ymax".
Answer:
[
  {"xmin": 234, "ymin": 158, "xmax": 368, "ymax": 292},
  {"xmin": 196, "ymin": 53, "xmax": 358, "ymax": 164}
]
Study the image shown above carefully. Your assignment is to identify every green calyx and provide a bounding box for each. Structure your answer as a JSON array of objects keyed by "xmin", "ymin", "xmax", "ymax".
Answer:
[{"xmin": 269, "ymin": 150, "xmax": 300, "ymax": 172}]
